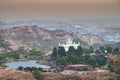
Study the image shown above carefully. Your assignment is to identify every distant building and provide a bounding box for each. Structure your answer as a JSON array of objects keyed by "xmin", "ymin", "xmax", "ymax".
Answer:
[
  {"xmin": 61, "ymin": 64, "xmax": 94, "ymax": 75},
  {"xmin": 58, "ymin": 38, "xmax": 80, "ymax": 51},
  {"xmin": 65, "ymin": 64, "xmax": 94, "ymax": 71}
]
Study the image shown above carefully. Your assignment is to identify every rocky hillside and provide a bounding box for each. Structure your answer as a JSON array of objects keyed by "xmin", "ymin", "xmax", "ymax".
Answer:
[
  {"xmin": 0, "ymin": 36, "xmax": 11, "ymax": 52},
  {"xmin": 0, "ymin": 25, "xmax": 105, "ymax": 51}
]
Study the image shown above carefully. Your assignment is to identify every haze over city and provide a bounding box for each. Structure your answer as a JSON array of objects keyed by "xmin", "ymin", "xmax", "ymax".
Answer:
[{"xmin": 0, "ymin": 0, "xmax": 120, "ymax": 21}]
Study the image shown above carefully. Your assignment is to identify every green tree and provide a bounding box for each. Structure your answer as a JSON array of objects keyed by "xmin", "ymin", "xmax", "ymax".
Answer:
[
  {"xmin": 83, "ymin": 48, "xmax": 91, "ymax": 54},
  {"xmin": 100, "ymin": 47, "xmax": 105, "ymax": 53},
  {"xmin": 0, "ymin": 35, "xmax": 9, "ymax": 49},
  {"xmin": 31, "ymin": 67, "xmax": 38, "ymax": 71},
  {"xmin": 108, "ymin": 63, "xmax": 114, "ymax": 72},
  {"xmin": 106, "ymin": 47, "xmax": 112, "ymax": 53},
  {"xmin": 96, "ymin": 56, "xmax": 107, "ymax": 67},
  {"xmin": 17, "ymin": 66, "xmax": 23, "ymax": 70},
  {"xmin": 58, "ymin": 46, "xmax": 66, "ymax": 56},
  {"xmin": 67, "ymin": 54, "xmax": 79, "ymax": 64},
  {"xmin": 76, "ymin": 46, "xmax": 83, "ymax": 56},
  {"xmin": 56, "ymin": 57, "xmax": 70, "ymax": 65},
  {"xmin": 95, "ymin": 49, "xmax": 100, "ymax": 53},
  {"xmin": 87, "ymin": 57, "xmax": 96, "ymax": 68},
  {"xmin": 68, "ymin": 46, "xmax": 76, "ymax": 54},
  {"xmin": 13, "ymin": 54, "xmax": 19, "ymax": 59},
  {"xmin": 17, "ymin": 47, "xmax": 25, "ymax": 53},
  {"xmin": 56, "ymin": 67, "xmax": 62, "ymax": 72},
  {"xmin": 33, "ymin": 70, "xmax": 42, "ymax": 80},
  {"xmin": 52, "ymin": 47, "xmax": 58, "ymax": 57},
  {"xmin": 89, "ymin": 46, "xmax": 94, "ymax": 53},
  {"xmin": 113, "ymin": 47, "xmax": 119, "ymax": 54},
  {"xmin": 38, "ymin": 68, "xmax": 43, "ymax": 71},
  {"xmin": 24, "ymin": 67, "xmax": 32, "ymax": 71}
]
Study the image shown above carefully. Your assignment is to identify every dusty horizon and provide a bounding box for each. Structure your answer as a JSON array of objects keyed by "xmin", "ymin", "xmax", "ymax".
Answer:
[{"xmin": 0, "ymin": 0, "xmax": 120, "ymax": 21}]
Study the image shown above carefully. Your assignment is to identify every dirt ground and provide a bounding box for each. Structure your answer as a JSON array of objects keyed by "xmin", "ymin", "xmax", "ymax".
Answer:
[{"xmin": 42, "ymin": 71, "xmax": 120, "ymax": 80}]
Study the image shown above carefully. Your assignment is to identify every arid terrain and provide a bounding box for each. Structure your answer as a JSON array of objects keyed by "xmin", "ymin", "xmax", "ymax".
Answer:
[
  {"xmin": 0, "ymin": 25, "xmax": 105, "ymax": 52},
  {"xmin": 0, "ymin": 19, "xmax": 120, "ymax": 80},
  {"xmin": 0, "ymin": 69, "xmax": 120, "ymax": 80},
  {"xmin": 0, "ymin": 69, "xmax": 35, "ymax": 80},
  {"xmin": 42, "ymin": 71, "xmax": 120, "ymax": 80}
]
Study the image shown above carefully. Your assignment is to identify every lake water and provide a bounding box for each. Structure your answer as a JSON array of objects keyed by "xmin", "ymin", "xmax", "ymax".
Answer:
[{"xmin": 5, "ymin": 60, "xmax": 50, "ymax": 69}]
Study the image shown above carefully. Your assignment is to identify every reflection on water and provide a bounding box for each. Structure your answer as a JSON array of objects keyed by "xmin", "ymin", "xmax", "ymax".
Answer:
[{"xmin": 5, "ymin": 60, "xmax": 50, "ymax": 69}]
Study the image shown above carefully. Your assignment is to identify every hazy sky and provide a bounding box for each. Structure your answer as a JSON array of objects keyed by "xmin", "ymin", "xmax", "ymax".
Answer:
[{"xmin": 0, "ymin": 0, "xmax": 120, "ymax": 21}]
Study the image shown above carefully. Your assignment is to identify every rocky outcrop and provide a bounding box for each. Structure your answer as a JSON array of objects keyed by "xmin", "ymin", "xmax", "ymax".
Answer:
[
  {"xmin": 0, "ymin": 25, "xmax": 52, "ymax": 40},
  {"xmin": 0, "ymin": 26, "xmax": 105, "ymax": 51},
  {"xmin": 55, "ymin": 29, "xmax": 71, "ymax": 42},
  {"xmin": 72, "ymin": 32, "xmax": 105, "ymax": 46}
]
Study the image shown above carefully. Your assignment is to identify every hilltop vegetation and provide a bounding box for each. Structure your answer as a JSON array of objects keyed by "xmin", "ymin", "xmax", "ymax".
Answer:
[{"xmin": 0, "ymin": 36, "xmax": 11, "ymax": 52}]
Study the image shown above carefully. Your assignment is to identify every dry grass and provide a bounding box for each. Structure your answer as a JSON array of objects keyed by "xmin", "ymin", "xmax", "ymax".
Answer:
[
  {"xmin": 0, "ymin": 69, "xmax": 35, "ymax": 80},
  {"xmin": 42, "ymin": 71, "xmax": 120, "ymax": 80},
  {"xmin": 0, "ymin": 69, "xmax": 120, "ymax": 80}
]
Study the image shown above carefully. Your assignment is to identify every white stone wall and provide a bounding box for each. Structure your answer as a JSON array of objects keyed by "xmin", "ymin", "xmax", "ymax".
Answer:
[{"xmin": 58, "ymin": 38, "xmax": 80, "ymax": 51}]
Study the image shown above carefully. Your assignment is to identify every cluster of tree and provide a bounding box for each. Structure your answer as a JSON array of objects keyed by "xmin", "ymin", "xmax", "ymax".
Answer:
[
  {"xmin": 51, "ymin": 46, "xmax": 94, "ymax": 59},
  {"xmin": 0, "ymin": 47, "xmax": 26, "ymax": 65},
  {"xmin": 98, "ymin": 46, "xmax": 119, "ymax": 54},
  {"xmin": 33, "ymin": 70, "xmax": 43, "ymax": 80},
  {"xmin": 28, "ymin": 49, "xmax": 44, "ymax": 56},
  {"xmin": 17, "ymin": 66, "xmax": 43, "ymax": 80},
  {"xmin": 113, "ymin": 47, "xmax": 119, "ymax": 54},
  {"xmin": 73, "ymin": 38, "xmax": 119, "ymax": 54},
  {"xmin": 25, "ymin": 49, "xmax": 44, "ymax": 60},
  {"xmin": 17, "ymin": 66, "xmax": 43, "ymax": 72},
  {"xmin": 51, "ymin": 46, "xmax": 66, "ymax": 59},
  {"xmin": 56, "ymin": 54, "xmax": 107, "ymax": 68},
  {"xmin": 51, "ymin": 46, "xmax": 107, "ymax": 68},
  {"xmin": 0, "ymin": 36, "xmax": 10, "ymax": 51},
  {"xmin": 0, "ymin": 51, "xmax": 24, "ymax": 65}
]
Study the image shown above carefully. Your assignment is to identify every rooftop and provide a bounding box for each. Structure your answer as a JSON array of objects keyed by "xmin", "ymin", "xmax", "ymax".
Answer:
[{"xmin": 67, "ymin": 64, "xmax": 89, "ymax": 67}]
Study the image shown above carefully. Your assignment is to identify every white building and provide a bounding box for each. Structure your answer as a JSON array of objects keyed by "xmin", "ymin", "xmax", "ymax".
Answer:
[{"xmin": 58, "ymin": 38, "xmax": 80, "ymax": 51}]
